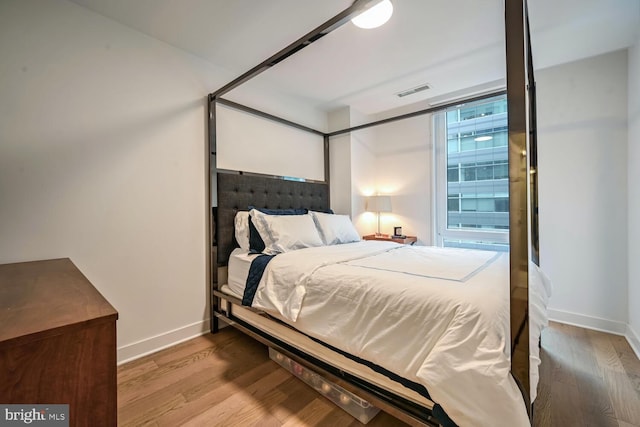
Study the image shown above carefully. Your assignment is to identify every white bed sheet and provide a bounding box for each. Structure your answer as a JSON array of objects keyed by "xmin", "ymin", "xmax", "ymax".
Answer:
[
  {"xmin": 227, "ymin": 248, "xmax": 254, "ymax": 296},
  {"xmin": 249, "ymin": 241, "xmax": 550, "ymax": 427}
]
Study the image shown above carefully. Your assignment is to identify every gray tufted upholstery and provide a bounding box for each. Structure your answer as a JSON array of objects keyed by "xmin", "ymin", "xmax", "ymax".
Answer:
[{"xmin": 215, "ymin": 172, "xmax": 329, "ymax": 265}]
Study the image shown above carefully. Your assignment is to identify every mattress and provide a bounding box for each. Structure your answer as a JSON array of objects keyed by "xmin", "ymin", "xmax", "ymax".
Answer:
[
  {"xmin": 237, "ymin": 241, "xmax": 550, "ymax": 427},
  {"xmin": 219, "ymin": 284, "xmax": 435, "ymax": 411},
  {"xmin": 227, "ymin": 248, "xmax": 254, "ymax": 296}
]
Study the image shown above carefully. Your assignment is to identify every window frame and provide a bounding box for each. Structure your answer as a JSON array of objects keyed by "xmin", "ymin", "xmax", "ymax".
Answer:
[{"xmin": 433, "ymin": 99, "xmax": 510, "ymax": 248}]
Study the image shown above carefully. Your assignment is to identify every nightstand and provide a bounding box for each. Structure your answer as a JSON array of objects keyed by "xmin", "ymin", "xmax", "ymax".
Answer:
[{"xmin": 363, "ymin": 234, "xmax": 417, "ymax": 245}]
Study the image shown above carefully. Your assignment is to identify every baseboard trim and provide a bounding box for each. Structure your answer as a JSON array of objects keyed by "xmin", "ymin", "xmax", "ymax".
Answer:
[
  {"xmin": 547, "ymin": 309, "xmax": 627, "ymax": 335},
  {"xmin": 117, "ymin": 318, "xmax": 211, "ymax": 365},
  {"xmin": 626, "ymin": 324, "xmax": 640, "ymax": 359},
  {"xmin": 115, "ymin": 311, "xmax": 636, "ymax": 365}
]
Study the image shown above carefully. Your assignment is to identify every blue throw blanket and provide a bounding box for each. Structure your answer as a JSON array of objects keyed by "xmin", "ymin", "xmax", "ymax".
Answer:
[{"xmin": 242, "ymin": 254, "xmax": 276, "ymax": 306}]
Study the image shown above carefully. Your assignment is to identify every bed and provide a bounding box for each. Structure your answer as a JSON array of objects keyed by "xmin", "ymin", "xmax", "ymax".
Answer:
[
  {"xmin": 210, "ymin": 172, "xmax": 549, "ymax": 426},
  {"xmin": 207, "ymin": 1, "xmax": 539, "ymax": 426}
]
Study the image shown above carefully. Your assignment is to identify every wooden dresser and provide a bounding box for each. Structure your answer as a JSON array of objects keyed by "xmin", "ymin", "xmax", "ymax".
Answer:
[{"xmin": 0, "ymin": 258, "xmax": 118, "ymax": 426}]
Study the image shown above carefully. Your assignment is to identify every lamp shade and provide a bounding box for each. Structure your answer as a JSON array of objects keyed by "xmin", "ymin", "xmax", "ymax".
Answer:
[{"xmin": 366, "ymin": 195, "xmax": 392, "ymax": 213}]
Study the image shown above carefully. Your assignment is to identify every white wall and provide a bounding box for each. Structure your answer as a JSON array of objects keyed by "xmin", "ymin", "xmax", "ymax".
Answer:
[
  {"xmin": 217, "ymin": 104, "xmax": 324, "ymax": 181},
  {"xmin": 350, "ymin": 128, "xmax": 378, "ymax": 234},
  {"xmin": 0, "ymin": 0, "xmax": 223, "ymax": 362},
  {"xmin": 537, "ymin": 51, "xmax": 629, "ymax": 332},
  {"xmin": 361, "ymin": 116, "xmax": 433, "ymax": 244},
  {"xmin": 0, "ymin": 0, "xmax": 327, "ymax": 363},
  {"xmin": 628, "ymin": 37, "xmax": 640, "ymax": 354},
  {"xmin": 327, "ymin": 108, "xmax": 432, "ymax": 242},
  {"xmin": 328, "ymin": 108, "xmax": 353, "ymax": 216},
  {"xmin": 347, "ymin": 108, "xmax": 377, "ymax": 234}
]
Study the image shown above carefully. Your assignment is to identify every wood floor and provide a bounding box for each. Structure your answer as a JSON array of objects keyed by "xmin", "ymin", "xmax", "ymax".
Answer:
[{"xmin": 117, "ymin": 322, "xmax": 640, "ymax": 426}]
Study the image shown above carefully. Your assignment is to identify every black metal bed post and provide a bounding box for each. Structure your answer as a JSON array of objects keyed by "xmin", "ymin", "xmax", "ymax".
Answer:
[
  {"xmin": 327, "ymin": 90, "xmax": 507, "ymax": 137},
  {"xmin": 324, "ymin": 135, "xmax": 330, "ymax": 206},
  {"xmin": 208, "ymin": 94, "xmax": 219, "ymax": 334},
  {"xmin": 525, "ymin": 0, "xmax": 540, "ymax": 267},
  {"xmin": 505, "ymin": 0, "xmax": 532, "ymax": 418},
  {"xmin": 216, "ymin": 98, "xmax": 325, "ymax": 136}
]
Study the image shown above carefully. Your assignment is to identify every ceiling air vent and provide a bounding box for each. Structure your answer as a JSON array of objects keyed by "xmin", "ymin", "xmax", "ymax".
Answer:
[{"xmin": 396, "ymin": 83, "xmax": 431, "ymax": 98}]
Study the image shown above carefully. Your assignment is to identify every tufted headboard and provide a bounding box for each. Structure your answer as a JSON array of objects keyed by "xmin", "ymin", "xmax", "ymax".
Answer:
[{"xmin": 215, "ymin": 172, "xmax": 329, "ymax": 265}]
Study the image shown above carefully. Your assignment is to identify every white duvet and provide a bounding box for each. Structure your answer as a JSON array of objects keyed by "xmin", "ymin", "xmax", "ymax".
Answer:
[{"xmin": 251, "ymin": 241, "xmax": 550, "ymax": 427}]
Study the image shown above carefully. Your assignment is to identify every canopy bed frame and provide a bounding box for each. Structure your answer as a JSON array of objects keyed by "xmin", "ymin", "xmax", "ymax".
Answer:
[{"xmin": 206, "ymin": 0, "xmax": 538, "ymax": 425}]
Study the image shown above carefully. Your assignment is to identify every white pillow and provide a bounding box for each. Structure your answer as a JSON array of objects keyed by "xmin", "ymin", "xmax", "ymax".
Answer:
[
  {"xmin": 234, "ymin": 211, "xmax": 250, "ymax": 251},
  {"xmin": 310, "ymin": 211, "xmax": 361, "ymax": 245},
  {"xmin": 251, "ymin": 210, "xmax": 324, "ymax": 255},
  {"xmin": 249, "ymin": 209, "xmax": 274, "ymax": 250}
]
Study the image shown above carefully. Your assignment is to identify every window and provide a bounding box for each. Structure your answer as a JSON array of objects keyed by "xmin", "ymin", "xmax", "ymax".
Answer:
[{"xmin": 434, "ymin": 95, "xmax": 509, "ymax": 251}]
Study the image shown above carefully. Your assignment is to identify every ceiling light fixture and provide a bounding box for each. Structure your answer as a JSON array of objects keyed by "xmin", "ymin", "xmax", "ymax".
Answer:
[{"xmin": 352, "ymin": 0, "xmax": 393, "ymax": 29}]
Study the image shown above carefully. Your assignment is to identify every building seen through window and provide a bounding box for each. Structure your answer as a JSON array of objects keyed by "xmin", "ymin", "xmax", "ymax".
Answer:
[{"xmin": 436, "ymin": 95, "xmax": 509, "ymax": 251}]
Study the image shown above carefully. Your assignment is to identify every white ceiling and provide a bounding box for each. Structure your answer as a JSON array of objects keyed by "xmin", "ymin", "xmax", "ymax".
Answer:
[{"xmin": 70, "ymin": 0, "xmax": 639, "ymax": 116}]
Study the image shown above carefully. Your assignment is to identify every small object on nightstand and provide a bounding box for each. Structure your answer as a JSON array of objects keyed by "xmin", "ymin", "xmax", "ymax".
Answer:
[{"xmin": 393, "ymin": 226, "xmax": 402, "ymax": 236}]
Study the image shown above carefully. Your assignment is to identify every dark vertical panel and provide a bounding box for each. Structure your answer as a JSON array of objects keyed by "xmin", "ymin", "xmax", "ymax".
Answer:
[
  {"xmin": 526, "ymin": 0, "xmax": 540, "ymax": 266},
  {"xmin": 324, "ymin": 135, "xmax": 331, "ymax": 206},
  {"xmin": 505, "ymin": 0, "xmax": 531, "ymax": 416},
  {"xmin": 208, "ymin": 95, "xmax": 219, "ymax": 334}
]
